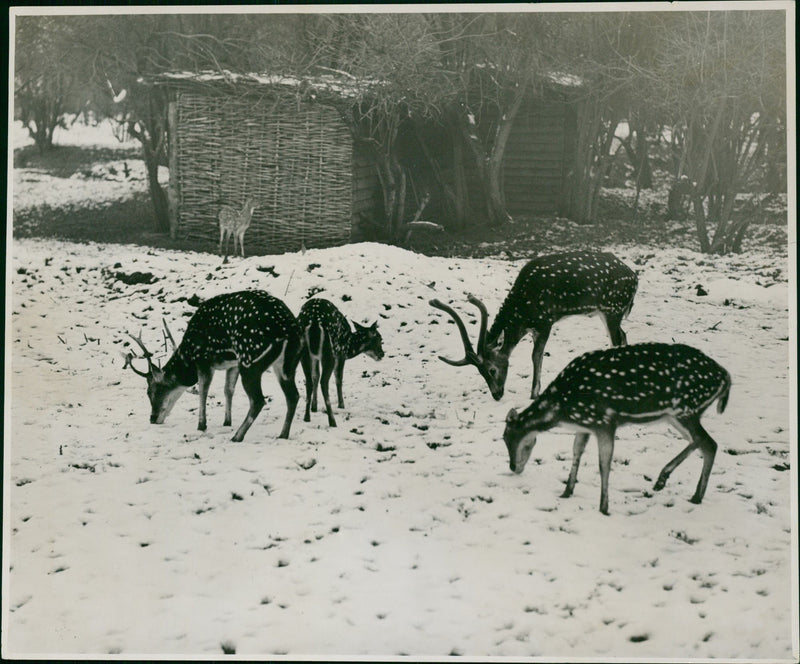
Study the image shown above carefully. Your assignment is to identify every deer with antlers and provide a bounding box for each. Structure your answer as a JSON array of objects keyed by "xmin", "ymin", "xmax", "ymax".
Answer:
[
  {"xmin": 430, "ymin": 251, "xmax": 638, "ymax": 400},
  {"xmin": 124, "ymin": 290, "xmax": 301, "ymax": 441}
]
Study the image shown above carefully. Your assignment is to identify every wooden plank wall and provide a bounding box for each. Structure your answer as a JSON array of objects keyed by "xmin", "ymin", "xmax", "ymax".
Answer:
[
  {"xmin": 351, "ymin": 143, "xmax": 383, "ymax": 241},
  {"xmin": 503, "ymin": 99, "xmax": 573, "ymax": 216}
]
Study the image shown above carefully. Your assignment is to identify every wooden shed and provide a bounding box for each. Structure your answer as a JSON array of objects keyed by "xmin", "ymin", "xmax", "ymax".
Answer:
[
  {"xmin": 391, "ymin": 74, "xmax": 578, "ymax": 227},
  {"xmin": 501, "ymin": 92, "xmax": 577, "ymax": 216},
  {"xmin": 464, "ymin": 76, "xmax": 578, "ymax": 218},
  {"xmin": 152, "ymin": 71, "xmax": 382, "ymax": 255}
]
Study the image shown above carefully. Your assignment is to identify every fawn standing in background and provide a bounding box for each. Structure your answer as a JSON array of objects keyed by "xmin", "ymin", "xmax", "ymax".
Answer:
[
  {"xmin": 298, "ymin": 298, "xmax": 384, "ymax": 427},
  {"xmin": 125, "ymin": 290, "xmax": 302, "ymax": 441},
  {"xmin": 430, "ymin": 250, "xmax": 638, "ymax": 400},
  {"xmin": 503, "ymin": 342, "xmax": 732, "ymax": 515},
  {"xmin": 219, "ymin": 198, "xmax": 258, "ymax": 259}
]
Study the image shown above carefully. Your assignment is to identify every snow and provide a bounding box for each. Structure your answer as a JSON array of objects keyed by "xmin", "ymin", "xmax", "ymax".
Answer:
[
  {"xmin": 11, "ymin": 120, "xmax": 168, "ymax": 214},
  {"xmin": 701, "ymin": 278, "xmax": 789, "ymax": 307},
  {"xmin": 148, "ymin": 71, "xmax": 380, "ymax": 98},
  {"xmin": 5, "ymin": 123, "xmax": 797, "ymax": 660},
  {"xmin": 12, "ymin": 118, "xmax": 138, "ymax": 151},
  {"xmin": 4, "ymin": 237, "xmax": 795, "ymax": 659}
]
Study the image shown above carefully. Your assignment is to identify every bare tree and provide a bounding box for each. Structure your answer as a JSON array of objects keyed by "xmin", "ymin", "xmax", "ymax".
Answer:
[
  {"xmin": 14, "ymin": 16, "xmax": 90, "ymax": 153},
  {"xmin": 655, "ymin": 10, "xmax": 786, "ymax": 253},
  {"xmin": 428, "ymin": 13, "xmax": 558, "ymax": 227},
  {"xmin": 554, "ymin": 13, "xmax": 660, "ymax": 224},
  {"xmin": 77, "ymin": 14, "xmax": 292, "ymax": 234}
]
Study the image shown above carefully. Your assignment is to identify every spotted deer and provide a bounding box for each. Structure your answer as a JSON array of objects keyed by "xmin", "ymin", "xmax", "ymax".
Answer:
[
  {"xmin": 124, "ymin": 290, "xmax": 301, "ymax": 441},
  {"xmin": 430, "ymin": 251, "xmax": 638, "ymax": 400},
  {"xmin": 503, "ymin": 342, "xmax": 732, "ymax": 515},
  {"xmin": 219, "ymin": 198, "xmax": 258, "ymax": 259},
  {"xmin": 297, "ymin": 298, "xmax": 384, "ymax": 427}
]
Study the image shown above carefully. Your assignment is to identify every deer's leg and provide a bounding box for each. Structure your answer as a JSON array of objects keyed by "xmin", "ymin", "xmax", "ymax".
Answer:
[
  {"xmin": 596, "ymin": 427, "xmax": 616, "ymax": 515},
  {"xmin": 310, "ymin": 358, "xmax": 321, "ymax": 413},
  {"xmin": 232, "ymin": 365, "xmax": 266, "ymax": 442},
  {"xmin": 309, "ymin": 325, "xmax": 324, "ymax": 413},
  {"xmin": 654, "ymin": 416, "xmax": 700, "ymax": 492},
  {"xmin": 334, "ymin": 357, "xmax": 345, "ymax": 408},
  {"xmin": 562, "ymin": 432, "xmax": 590, "ymax": 498},
  {"xmin": 275, "ymin": 339, "xmax": 300, "ymax": 439},
  {"xmin": 319, "ymin": 356, "xmax": 337, "ymax": 427},
  {"xmin": 300, "ymin": 348, "xmax": 313, "ymax": 422},
  {"xmin": 602, "ymin": 311, "xmax": 628, "ymax": 346},
  {"xmin": 223, "ymin": 367, "xmax": 239, "ymax": 426},
  {"xmin": 660, "ymin": 415, "xmax": 717, "ymax": 504},
  {"xmin": 239, "ymin": 232, "xmax": 246, "ymax": 258},
  {"xmin": 530, "ymin": 325, "xmax": 552, "ymax": 398},
  {"xmin": 219, "ymin": 227, "xmax": 225, "ymax": 256},
  {"xmin": 196, "ymin": 366, "xmax": 213, "ymax": 431}
]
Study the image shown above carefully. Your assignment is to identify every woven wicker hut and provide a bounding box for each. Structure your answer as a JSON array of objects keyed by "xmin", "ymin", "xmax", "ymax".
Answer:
[{"xmin": 151, "ymin": 71, "xmax": 382, "ymax": 255}]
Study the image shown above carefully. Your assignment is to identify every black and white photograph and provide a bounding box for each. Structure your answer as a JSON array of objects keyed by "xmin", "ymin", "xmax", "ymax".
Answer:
[{"xmin": 4, "ymin": 3, "xmax": 797, "ymax": 660}]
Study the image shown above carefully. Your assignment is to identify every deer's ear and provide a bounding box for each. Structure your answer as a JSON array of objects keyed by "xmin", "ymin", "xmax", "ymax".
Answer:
[
  {"xmin": 370, "ymin": 321, "xmax": 378, "ymax": 330},
  {"xmin": 491, "ymin": 330, "xmax": 505, "ymax": 349},
  {"xmin": 506, "ymin": 408, "xmax": 519, "ymax": 424}
]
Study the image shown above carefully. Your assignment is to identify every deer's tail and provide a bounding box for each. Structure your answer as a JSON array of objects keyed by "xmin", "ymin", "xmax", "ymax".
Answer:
[{"xmin": 716, "ymin": 373, "xmax": 731, "ymax": 414}]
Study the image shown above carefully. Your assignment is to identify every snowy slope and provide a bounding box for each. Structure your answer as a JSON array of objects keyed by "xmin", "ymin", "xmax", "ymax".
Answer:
[{"xmin": 4, "ymin": 237, "xmax": 795, "ymax": 659}]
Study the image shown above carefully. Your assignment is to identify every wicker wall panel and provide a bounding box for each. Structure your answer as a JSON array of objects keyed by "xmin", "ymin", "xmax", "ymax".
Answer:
[{"xmin": 175, "ymin": 92, "xmax": 354, "ymax": 255}]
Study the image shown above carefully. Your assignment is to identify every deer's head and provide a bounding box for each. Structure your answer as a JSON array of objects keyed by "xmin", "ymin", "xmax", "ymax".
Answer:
[
  {"xmin": 429, "ymin": 295, "xmax": 509, "ymax": 400},
  {"xmin": 503, "ymin": 400, "xmax": 558, "ymax": 473},
  {"xmin": 124, "ymin": 322, "xmax": 186, "ymax": 424},
  {"xmin": 354, "ymin": 321, "xmax": 384, "ymax": 360}
]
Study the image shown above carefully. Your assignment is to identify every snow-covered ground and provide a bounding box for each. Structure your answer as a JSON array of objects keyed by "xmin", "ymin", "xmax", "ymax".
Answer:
[
  {"xmin": 11, "ymin": 120, "xmax": 168, "ymax": 215},
  {"xmin": 4, "ymin": 120, "xmax": 797, "ymax": 660},
  {"xmin": 4, "ymin": 236, "xmax": 796, "ymax": 659}
]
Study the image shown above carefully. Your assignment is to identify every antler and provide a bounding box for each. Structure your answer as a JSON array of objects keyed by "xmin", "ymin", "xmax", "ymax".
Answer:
[
  {"xmin": 429, "ymin": 298, "xmax": 481, "ymax": 366},
  {"xmin": 466, "ymin": 294, "xmax": 489, "ymax": 353},
  {"xmin": 124, "ymin": 331, "xmax": 155, "ymax": 378},
  {"xmin": 121, "ymin": 351, "xmax": 150, "ymax": 377},
  {"xmin": 162, "ymin": 318, "xmax": 177, "ymax": 353}
]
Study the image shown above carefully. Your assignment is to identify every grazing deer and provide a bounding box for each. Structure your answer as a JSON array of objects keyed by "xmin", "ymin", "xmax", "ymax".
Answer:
[
  {"xmin": 503, "ymin": 342, "xmax": 731, "ymax": 515},
  {"xmin": 297, "ymin": 298, "xmax": 384, "ymax": 427},
  {"xmin": 219, "ymin": 198, "xmax": 258, "ymax": 259},
  {"xmin": 430, "ymin": 251, "xmax": 638, "ymax": 400},
  {"xmin": 124, "ymin": 290, "xmax": 301, "ymax": 441}
]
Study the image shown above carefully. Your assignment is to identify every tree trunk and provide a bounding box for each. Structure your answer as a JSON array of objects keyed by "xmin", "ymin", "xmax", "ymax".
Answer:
[
  {"xmin": 458, "ymin": 81, "xmax": 527, "ymax": 228},
  {"xmin": 129, "ymin": 119, "xmax": 169, "ymax": 234},
  {"xmin": 142, "ymin": 141, "xmax": 170, "ymax": 234},
  {"xmin": 690, "ymin": 194, "xmax": 711, "ymax": 253},
  {"xmin": 566, "ymin": 97, "xmax": 598, "ymax": 223},
  {"xmin": 484, "ymin": 79, "xmax": 528, "ymax": 226},
  {"xmin": 450, "ymin": 126, "xmax": 467, "ymax": 228}
]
